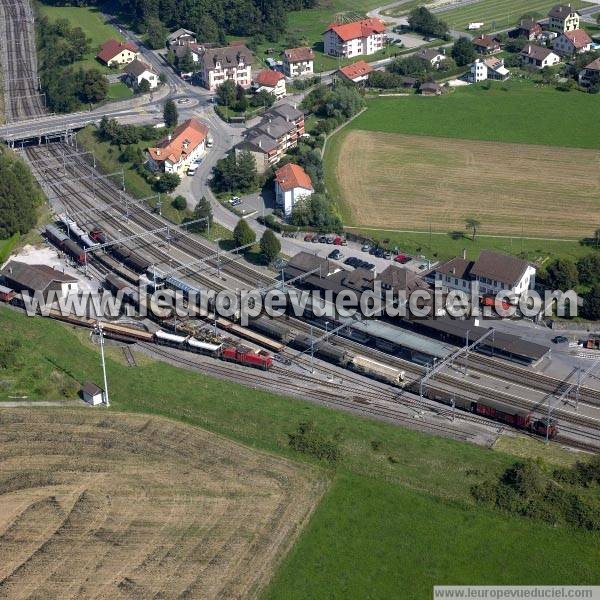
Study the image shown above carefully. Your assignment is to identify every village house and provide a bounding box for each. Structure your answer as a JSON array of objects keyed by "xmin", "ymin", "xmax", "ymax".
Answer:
[
  {"xmin": 197, "ymin": 45, "xmax": 252, "ymax": 91},
  {"xmin": 579, "ymin": 56, "xmax": 600, "ymax": 88},
  {"xmin": 323, "ymin": 18, "xmax": 385, "ymax": 58},
  {"xmin": 509, "ymin": 19, "xmax": 543, "ymax": 41},
  {"xmin": 547, "ymin": 4, "xmax": 580, "ymax": 33},
  {"xmin": 520, "ymin": 44, "xmax": 561, "ymax": 69},
  {"xmin": 0, "ymin": 261, "xmax": 78, "ymax": 299},
  {"xmin": 253, "ymin": 69, "xmax": 286, "ymax": 99},
  {"xmin": 236, "ymin": 103, "xmax": 304, "ymax": 173},
  {"xmin": 166, "ymin": 28, "xmax": 197, "ymax": 48},
  {"xmin": 434, "ymin": 250, "xmax": 536, "ymax": 303},
  {"xmin": 552, "ymin": 29, "xmax": 592, "ymax": 55},
  {"xmin": 416, "ymin": 48, "xmax": 447, "ymax": 68},
  {"xmin": 97, "ymin": 39, "xmax": 139, "ymax": 67},
  {"xmin": 337, "ymin": 60, "xmax": 373, "ymax": 84},
  {"xmin": 123, "ymin": 59, "xmax": 159, "ymax": 90},
  {"xmin": 472, "ymin": 35, "xmax": 501, "ymax": 55},
  {"xmin": 147, "ymin": 118, "xmax": 209, "ymax": 174},
  {"xmin": 281, "ymin": 47, "xmax": 314, "ymax": 78},
  {"xmin": 81, "ymin": 382, "xmax": 105, "ymax": 406},
  {"xmin": 274, "ymin": 163, "xmax": 314, "ymax": 217},
  {"xmin": 470, "ymin": 57, "xmax": 510, "ymax": 82}
]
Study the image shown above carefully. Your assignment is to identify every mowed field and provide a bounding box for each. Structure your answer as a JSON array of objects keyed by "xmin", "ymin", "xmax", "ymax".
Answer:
[
  {"xmin": 335, "ymin": 130, "xmax": 600, "ymax": 237},
  {"xmin": 0, "ymin": 409, "xmax": 322, "ymax": 599},
  {"xmin": 438, "ymin": 0, "xmax": 592, "ymax": 33}
]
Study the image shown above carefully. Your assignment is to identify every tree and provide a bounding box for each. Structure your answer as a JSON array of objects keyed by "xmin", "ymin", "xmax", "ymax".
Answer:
[
  {"xmin": 250, "ymin": 89, "xmax": 276, "ymax": 108},
  {"xmin": 211, "ymin": 151, "xmax": 258, "ymax": 194},
  {"xmin": 190, "ymin": 196, "xmax": 213, "ymax": 232},
  {"xmin": 216, "ymin": 79, "xmax": 236, "ymax": 106},
  {"xmin": 545, "ymin": 258, "xmax": 579, "ymax": 290},
  {"xmin": 79, "ymin": 68, "xmax": 108, "ymax": 103},
  {"xmin": 138, "ymin": 78, "xmax": 151, "ymax": 93},
  {"xmin": 576, "ymin": 254, "xmax": 600, "ymax": 285},
  {"xmin": 178, "ymin": 49, "xmax": 195, "ymax": 74},
  {"xmin": 155, "ymin": 172, "xmax": 181, "ymax": 193},
  {"xmin": 159, "ymin": 72, "xmax": 167, "ymax": 85},
  {"xmin": 171, "ymin": 195, "xmax": 187, "ymax": 210},
  {"xmin": 260, "ymin": 229, "xmax": 281, "ymax": 262},
  {"xmin": 145, "ymin": 17, "xmax": 168, "ymax": 50},
  {"xmin": 163, "ymin": 99, "xmax": 178, "ymax": 128},
  {"xmin": 452, "ymin": 37, "xmax": 476, "ymax": 66},
  {"xmin": 465, "ymin": 217, "xmax": 481, "ymax": 240},
  {"xmin": 408, "ymin": 7, "xmax": 449, "ymax": 38},
  {"xmin": 233, "ymin": 218, "xmax": 256, "ymax": 248},
  {"xmin": 581, "ymin": 284, "xmax": 600, "ymax": 320}
]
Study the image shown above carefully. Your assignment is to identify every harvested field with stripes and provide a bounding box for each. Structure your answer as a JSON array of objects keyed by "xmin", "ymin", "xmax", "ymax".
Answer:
[
  {"xmin": 334, "ymin": 131, "xmax": 600, "ymax": 238},
  {"xmin": 0, "ymin": 410, "xmax": 323, "ymax": 599}
]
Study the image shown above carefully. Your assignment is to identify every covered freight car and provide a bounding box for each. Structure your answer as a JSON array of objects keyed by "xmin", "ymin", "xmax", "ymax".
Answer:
[
  {"xmin": 45, "ymin": 224, "xmax": 68, "ymax": 248},
  {"xmin": 62, "ymin": 239, "xmax": 87, "ymax": 264},
  {"xmin": 350, "ymin": 355, "xmax": 404, "ymax": 387},
  {"xmin": 248, "ymin": 317, "xmax": 293, "ymax": 343}
]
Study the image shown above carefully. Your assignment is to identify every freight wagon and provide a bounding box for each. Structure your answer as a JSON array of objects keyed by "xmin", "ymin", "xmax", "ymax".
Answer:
[{"xmin": 350, "ymin": 355, "xmax": 405, "ymax": 387}]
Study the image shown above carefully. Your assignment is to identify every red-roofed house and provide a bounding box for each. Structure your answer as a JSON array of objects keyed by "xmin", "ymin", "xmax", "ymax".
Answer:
[
  {"xmin": 253, "ymin": 69, "xmax": 286, "ymax": 99},
  {"xmin": 281, "ymin": 47, "xmax": 314, "ymax": 78},
  {"xmin": 147, "ymin": 119, "xmax": 209, "ymax": 174},
  {"xmin": 552, "ymin": 29, "xmax": 592, "ymax": 55},
  {"xmin": 97, "ymin": 39, "xmax": 139, "ymax": 67},
  {"xmin": 274, "ymin": 163, "xmax": 314, "ymax": 217},
  {"xmin": 324, "ymin": 18, "xmax": 385, "ymax": 58},
  {"xmin": 338, "ymin": 60, "xmax": 374, "ymax": 83}
]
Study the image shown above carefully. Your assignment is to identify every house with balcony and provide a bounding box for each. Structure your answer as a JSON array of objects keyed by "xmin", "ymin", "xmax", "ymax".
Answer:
[
  {"xmin": 147, "ymin": 118, "xmax": 209, "ymax": 174},
  {"xmin": 197, "ymin": 45, "xmax": 252, "ymax": 91},
  {"xmin": 235, "ymin": 104, "xmax": 304, "ymax": 173},
  {"xmin": 547, "ymin": 4, "xmax": 580, "ymax": 32},
  {"xmin": 281, "ymin": 47, "xmax": 314, "ymax": 78},
  {"xmin": 579, "ymin": 57, "xmax": 600, "ymax": 88},
  {"xmin": 323, "ymin": 18, "xmax": 385, "ymax": 58},
  {"xmin": 166, "ymin": 28, "xmax": 197, "ymax": 48},
  {"xmin": 509, "ymin": 19, "xmax": 543, "ymax": 41},
  {"xmin": 253, "ymin": 69, "xmax": 286, "ymax": 99}
]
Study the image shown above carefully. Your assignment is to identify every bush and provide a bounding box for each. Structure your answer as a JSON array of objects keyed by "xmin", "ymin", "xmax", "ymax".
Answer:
[
  {"xmin": 288, "ymin": 421, "xmax": 342, "ymax": 463},
  {"xmin": 233, "ymin": 218, "xmax": 256, "ymax": 248},
  {"xmin": 154, "ymin": 172, "xmax": 181, "ymax": 193},
  {"xmin": 259, "ymin": 229, "xmax": 281, "ymax": 262},
  {"xmin": 171, "ymin": 195, "xmax": 187, "ymax": 211}
]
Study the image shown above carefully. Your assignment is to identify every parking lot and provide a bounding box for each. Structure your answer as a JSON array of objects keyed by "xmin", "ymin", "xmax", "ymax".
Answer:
[{"xmin": 289, "ymin": 232, "xmax": 435, "ymax": 275}]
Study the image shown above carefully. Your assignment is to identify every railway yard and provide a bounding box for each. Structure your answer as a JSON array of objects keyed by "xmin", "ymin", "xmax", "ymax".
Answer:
[
  {"xmin": 0, "ymin": 0, "xmax": 44, "ymax": 123},
  {"xmin": 0, "ymin": 139, "xmax": 595, "ymax": 455}
]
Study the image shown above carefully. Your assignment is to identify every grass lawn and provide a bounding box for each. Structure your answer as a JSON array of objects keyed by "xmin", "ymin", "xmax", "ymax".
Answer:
[
  {"xmin": 1, "ymin": 307, "xmax": 599, "ymax": 598},
  {"xmin": 106, "ymin": 82, "xmax": 134, "ymax": 101},
  {"xmin": 344, "ymin": 79, "xmax": 600, "ymax": 149},
  {"xmin": 437, "ymin": 0, "xmax": 592, "ymax": 34},
  {"xmin": 36, "ymin": 3, "xmax": 125, "ymax": 74},
  {"xmin": 0, "ymin": 234, "xmax": 19, "ymax": 264}
]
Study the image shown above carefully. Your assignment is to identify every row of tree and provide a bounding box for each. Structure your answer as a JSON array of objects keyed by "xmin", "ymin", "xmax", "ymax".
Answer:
[
  {"xmin": 37, "ymin": 16, "xmax": 108, "ymax": 112},
  {"xmin": 0, "ymin": 148, "xmax": 43, "ymax": 240}
]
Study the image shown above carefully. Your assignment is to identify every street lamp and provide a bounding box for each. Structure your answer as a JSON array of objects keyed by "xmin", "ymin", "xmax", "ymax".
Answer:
[{"xmin": 90, "ymin": 322, "xmax": 110, "ymax": 407}]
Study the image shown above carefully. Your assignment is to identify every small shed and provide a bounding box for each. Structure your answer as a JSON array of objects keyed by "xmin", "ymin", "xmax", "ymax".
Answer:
[
  {"xmin": 0, "ymin": 284, "xmax": 15, "ymax": 302},
  {"xmin": 420, "ymin": 82, "xmax": 443, "ymax": 96},
  {"xmin": 82, "ymin": 382, "xmax": 105, "ymax": 406}
]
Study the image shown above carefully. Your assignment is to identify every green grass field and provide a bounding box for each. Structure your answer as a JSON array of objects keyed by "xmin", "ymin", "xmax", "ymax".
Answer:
[
  {"xmin": 106, "ymin": 82, "xmax": 134, "ymax": 101},
  {"xmin": 438, "ymin": 0, "xmax": 592, "ymax": 33},
  {"xmin": 36, "ymin": 3, "xmax": 125, "ymax": 73},
  {"xmin": 346, "ymin": 80, "xmax": 600, "ymax": 148},
  {"xmin": 324, "ymin": 79, "xmax": 600, "ymax": 262},
  {"xmin": 1, "ymin": 308, "xmax": 599, "ymax": 598}
]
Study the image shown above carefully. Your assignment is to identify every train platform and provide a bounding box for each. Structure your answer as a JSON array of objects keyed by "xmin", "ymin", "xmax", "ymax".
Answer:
[{"xmin": 344, "ymin": 318, "xmax": 455, "ymax": 364}]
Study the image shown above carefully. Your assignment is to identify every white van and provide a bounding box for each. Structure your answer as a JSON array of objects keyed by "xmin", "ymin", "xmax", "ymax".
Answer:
[{"xmin": 187, "ymin": 164, "xmax": 198, "ymax": 176}]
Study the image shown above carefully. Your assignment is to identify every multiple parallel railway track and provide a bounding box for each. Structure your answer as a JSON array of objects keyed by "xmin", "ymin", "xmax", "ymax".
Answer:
[
  {"xmin": 21, "ymin": 142, "xmax": 600, "ymax": 450},
  {"xmin": 0, "ymin": 0, "xmax": 44, "ymax": 122}
]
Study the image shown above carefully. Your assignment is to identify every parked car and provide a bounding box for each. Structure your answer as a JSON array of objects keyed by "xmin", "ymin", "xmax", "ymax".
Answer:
[
  {"xmin": 394, "ymin": 254, "xmax": 410, "ymax": 264},
  {"xmin": 318, "ymin": 235, "xmax": 328, "ymax": 243},
  {"xmin": 229, "ymin": 195, "xmax": 241, "ymax": 206},
  {"xmin": 304, "ymin": 234, "xmax": 314, "ymax": 242},
  {"xmin": 312, "ymin": 235, "xmax": 320, "ymax": 243},
  {"xmin": 552, "ymin": 335, "xmax": 568, "ymax": 344},
  {"xmin": 326, "ymin": 236, "xmax": 335, "ymax": 244},
  {"xmin": 328, "ymin": 249, "xmax": 343, "ymax": 260},
  {"xmin": 361, "ymin": 244, "xmax": 371, "ymax": 252},
  {"xmin": 345, "ymin": 257, "xmax": 359, "ymax": 266},
  {"xmin": 383, "ymin": 251, "xmax": 392, "ymax": 260}
]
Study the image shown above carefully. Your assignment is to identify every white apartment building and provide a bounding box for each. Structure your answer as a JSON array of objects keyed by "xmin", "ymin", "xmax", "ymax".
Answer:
[
  {"xmin": 323, "ymin": 18, "xmax": 385, "ymax": 58},
  {"xmin": 198, "ymin": 45, "xmax": 252, "ymax": 91}
]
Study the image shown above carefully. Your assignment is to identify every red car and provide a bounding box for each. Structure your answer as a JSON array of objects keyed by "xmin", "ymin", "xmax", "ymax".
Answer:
[
  {"xmin": 394, "ymin": 254, "xmax": 410, "ymax": 264},
  {"xmin": 304, "ymin": 234, "xmax": 314, "ymax": 242}
]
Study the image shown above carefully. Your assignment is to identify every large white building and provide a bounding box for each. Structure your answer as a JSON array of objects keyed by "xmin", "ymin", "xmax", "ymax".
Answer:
[
  {"xmin": 197, "ymin": 45, "xmax": 252, "ymax": 91},
  {"xmin": 434, "ymin": 250, "xmax": 536, "ymax": 303},
  {"xmin": 147, "ymin": 119, "xmax": 209, "ymax": 174},
  {"xmin": 281, "ymin": 47, "xmax": 314, "ymax": 78},
  {"xmin": 323, "ymin": 18, "xmax": 385, "ymax": 58},
  {"xmin": 274, "ymin": 163, "xmax": 313, "ymax": 217}
]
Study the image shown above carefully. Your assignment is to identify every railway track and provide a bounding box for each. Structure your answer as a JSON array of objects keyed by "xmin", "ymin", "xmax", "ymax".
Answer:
[
  {"xmin": 0, "ymin": 0, "xmax": 44, "ymax": 122},
  {"xmin": 22, "ymin": 143, "xmax": 600, "ymax": 447}
]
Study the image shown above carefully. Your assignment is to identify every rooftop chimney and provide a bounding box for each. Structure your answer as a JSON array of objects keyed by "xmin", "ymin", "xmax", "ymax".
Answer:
[{"xmin": 452, "ymin": 267, "xmax": 456, "ymax": 275}]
